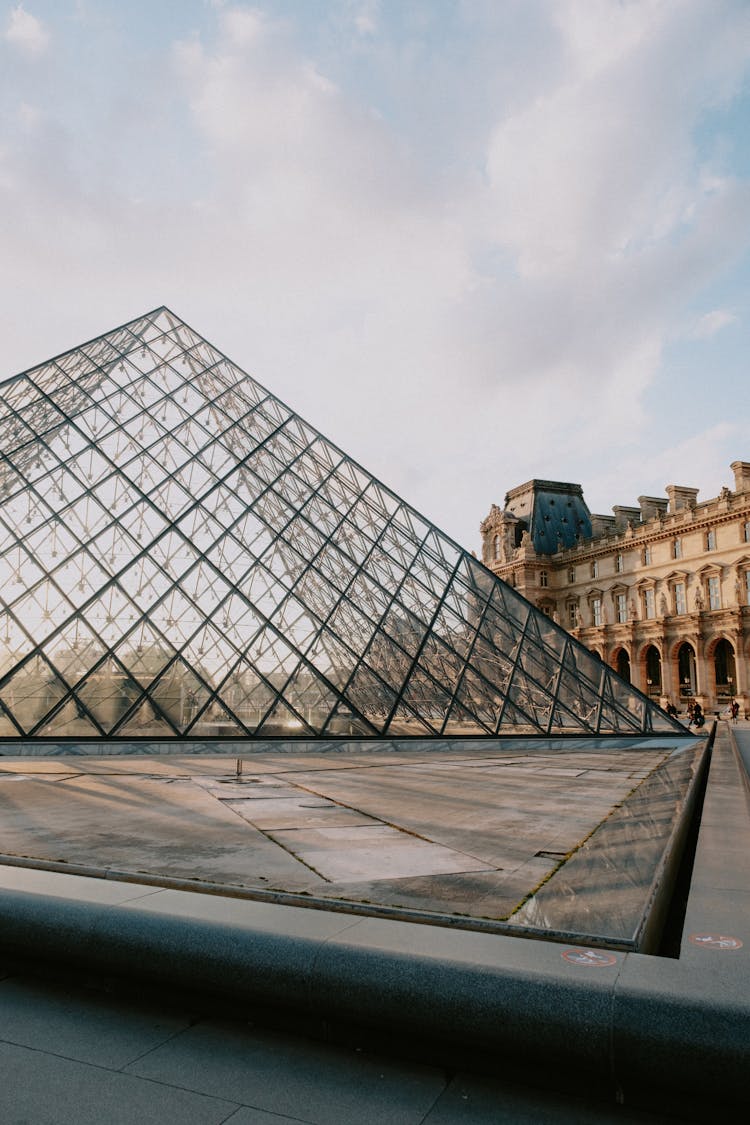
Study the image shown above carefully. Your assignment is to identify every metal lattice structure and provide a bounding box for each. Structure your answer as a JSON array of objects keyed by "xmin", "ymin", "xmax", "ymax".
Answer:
[{"xmin": 0, "ymin": 308, "xmax": 683, "ymax": 739}]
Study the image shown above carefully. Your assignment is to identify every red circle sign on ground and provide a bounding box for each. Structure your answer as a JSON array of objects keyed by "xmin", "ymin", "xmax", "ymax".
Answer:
[
  {"xmin": 561, "ymin": 949, "xmax": 618, "ymax": 967},
  {"xmin": 688, "ymin": 933, "xmax": 743, "ymax": 951}
]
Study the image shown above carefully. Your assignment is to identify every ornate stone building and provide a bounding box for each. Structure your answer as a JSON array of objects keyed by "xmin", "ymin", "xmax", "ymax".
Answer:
[{"xmin": 480, "ymin": 461, "xmax": 750, "ymax": 716}]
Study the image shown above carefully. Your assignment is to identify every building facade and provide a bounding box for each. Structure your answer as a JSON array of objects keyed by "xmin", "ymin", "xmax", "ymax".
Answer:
[{"xmin": 480, "ymin": 461, "xmax": 750, "ymax": 716}]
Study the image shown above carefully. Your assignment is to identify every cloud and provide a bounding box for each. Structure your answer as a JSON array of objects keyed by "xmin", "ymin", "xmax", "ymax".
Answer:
[
  {"xmin": 0, "ymin": 1, "xmax": 749, "ymax": 551},
  {"xmin": 689, "ymin": 308, "xmax": 738, "ymax": 338},
  {"xmin": 4, "ymin": 4, "xmax": 50, "ymax": 56}
]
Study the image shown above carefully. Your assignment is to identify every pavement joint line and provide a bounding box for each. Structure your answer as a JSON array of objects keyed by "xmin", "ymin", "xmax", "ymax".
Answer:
[{"xmin": 204, "ymin": 785, "xmax": 335, "ymax": 882}]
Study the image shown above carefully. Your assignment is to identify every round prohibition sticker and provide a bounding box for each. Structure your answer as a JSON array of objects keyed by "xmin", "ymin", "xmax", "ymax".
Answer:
[
  {"xmin": 688, "ymin": 933, "xmax": 743, "ymax": 951},
  {"xmin": 562, "ymin": 949, "xmax": 617, "ymax": 967}
]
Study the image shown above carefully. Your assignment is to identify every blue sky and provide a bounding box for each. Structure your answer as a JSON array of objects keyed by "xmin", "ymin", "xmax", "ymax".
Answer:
[{"xmin": 1, "ymin": 0, "xmax": 749, "ymax": 551}]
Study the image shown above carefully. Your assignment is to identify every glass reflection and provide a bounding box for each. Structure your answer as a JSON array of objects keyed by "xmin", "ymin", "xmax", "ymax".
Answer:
[{"xmin": 0, "ymin": 307, "xmax": 686, "ymax": 738}]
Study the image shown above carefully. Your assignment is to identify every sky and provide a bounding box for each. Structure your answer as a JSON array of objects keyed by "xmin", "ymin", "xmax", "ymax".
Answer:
[{"xmin": 1, "ymin": 0, "xmax": 749, "ymax": 554}]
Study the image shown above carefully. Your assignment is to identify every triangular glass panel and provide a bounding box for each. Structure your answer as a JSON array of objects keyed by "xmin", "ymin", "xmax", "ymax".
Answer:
[
  {"xmin": 282, "ymin": 664, "xmax": 338, "ymax": 734},
  {"xmin": 186, "ymin": 698, "xmax": 247, "ymax": 738},
  {"xmin": 149, "ymin": 659, "xmax": 211, "ymax": 733},
  {"xmin": 323, "ymin": 701, "xmax": 377, "ymax": 737},
  {"xmin": 256, "ymin": 698, "xmax": 313, "ymax": 737},
  {"xmin": 38, "ymin": 698, "xmax": 102, "ymax": 737},
  {"xmin": 115, "ymin": 699, "xmax": 176, "ymax": 736},
  {"xmin": 345, "ymin": 664, "xmax": 396, "ymax": 733},
  {"xmin": 220, "ymin": 659, "xmax": 277, "ymax": 731},
  {"xmin": 42, "ymin": 621, "xmax": 106, "ymax": 684},
  {"xmin": 384, "ymin": 700, "xmax": 435, "ymax": 737},
  {"xmin": 76, "ymin": 658, "xmax": 143, "ymax": 733},
  {"xmin": 0, "ymin": 655, "xmax": 69, "ymax": 733}
]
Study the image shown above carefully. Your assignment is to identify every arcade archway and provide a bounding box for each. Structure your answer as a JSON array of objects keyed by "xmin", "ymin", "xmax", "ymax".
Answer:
[
  {"xmin": 644, "ymin": 645, "xmax": 661, "ymax": 699},
  {"xmin": 713, "ymin": 638, "xmax": 736, "ymax": 701},
  {"xmin": 677, "ymin": 642, "xmax": 696, "ymax": 698}
]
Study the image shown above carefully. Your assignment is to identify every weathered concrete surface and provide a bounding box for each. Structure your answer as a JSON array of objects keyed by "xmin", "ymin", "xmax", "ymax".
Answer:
[{"xmin": 0, "ymin": 740, "xmax": 695, "ymax": 941}]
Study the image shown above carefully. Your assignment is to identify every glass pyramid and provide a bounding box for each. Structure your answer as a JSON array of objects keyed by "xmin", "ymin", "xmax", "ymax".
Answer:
[{"xmin": 0, "ymin": 308, "xmax": 683, "ymax": 740}]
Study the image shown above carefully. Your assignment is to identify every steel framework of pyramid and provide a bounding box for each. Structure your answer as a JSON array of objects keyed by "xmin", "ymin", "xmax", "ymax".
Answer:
[{"xmin": 0, "ymin": 307, "xmax": 683, "ymax": 740}]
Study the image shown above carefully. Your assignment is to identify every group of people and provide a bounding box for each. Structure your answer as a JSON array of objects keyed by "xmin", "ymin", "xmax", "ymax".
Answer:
[
  {"xmin": 686, "ymin": 700, "xmax": 705, "ymax": 728},
  {"xmin": 666, "ymin": 698, "xmax": 741, "ymax": 727}
]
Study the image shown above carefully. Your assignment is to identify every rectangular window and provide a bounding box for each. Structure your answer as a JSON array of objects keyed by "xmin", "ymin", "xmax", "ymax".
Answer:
[
  {"xmin": 744, "ymin": 521, "xmax": 750, "ymax": 544},
  {"xmin": 568, "ymin": 568, "xmax": 575, "ymax": 584},
  {"xmin": 615, "ymin": 553, "xmax": 624, "ymax": 574},
  {"xmin": 643, "ymin": 546, "xmax": 652, "ymax": 565},
  {"xmin": 644, "ymin": 588, "xmax": 656, "ymax": 619},
  {"xmin": 706, "ymin": 529, "xmax": 717, "ymax": 551},
  {"xmin": 746, "ymin": 571, "xmax": 750, "ymax": 606},
  {"xmin": 592, "ymin": 597, "xmax": 602, "ymax": 626},
  {"xmin": 591, "ymin": 560, "xmax": 598, "ymax": 578},
  {"xmin": 539, "ymin": 570, "xmax": 548, "ymax": 588},
  {"xmin": 675, "ymin": 582, "xmax": 686, "ymax": 615},
  {"xmin": 708, "ymin": 575, "xmax": 721, "ymax": 610},
  {"xmin": 568, "ymin": 603, "xmax": 578, "ymax": 627},
  {"xmin": 616, "ymin": 593, "xmax": 627, "ymax": 623},
  {"xmin": 673, "ymin": 538, "xmax": 682, "ymax": 559}
]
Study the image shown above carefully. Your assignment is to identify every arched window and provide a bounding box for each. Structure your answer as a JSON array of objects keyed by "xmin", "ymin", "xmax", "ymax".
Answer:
[
  {"xmin": 616, "ymin": 649, "xmax": 631, "ymax": 683},
  {"xmin": 714, "ymin": 639, "xmax": 736, "ymax": 699},
  {"xmin": 644, "ymin": 645, "xmax": 661, "ymax": 695},
  {"xmin": 678, "ymin": 643, "xmax": 696, "ymax": 696}
]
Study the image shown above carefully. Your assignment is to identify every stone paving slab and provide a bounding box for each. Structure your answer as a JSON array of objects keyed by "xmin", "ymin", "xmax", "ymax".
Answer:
[
  {"xmin": 269, "ymin": 824, "xmax": 493, "ymax": 882},
  {"xmin": 0, "ymin": 1040, "xmax": 237, "ymax": 1124},
  {"xmin": 125, "ymin": 1018, "xmax": 446, "ymax": 1125},
  {"xmin": 0, "ymin": 974, "xmax": 191, "ymax": 1069}
]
